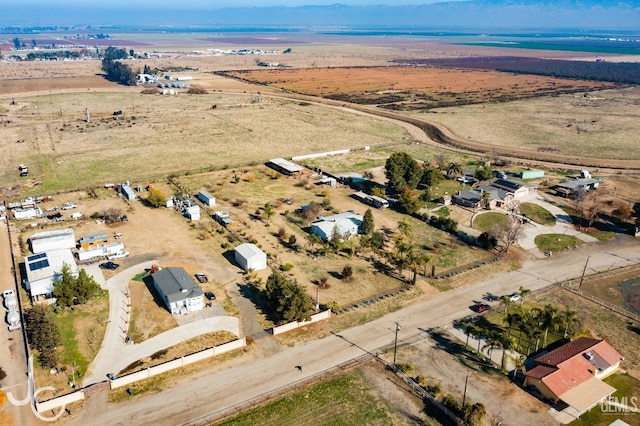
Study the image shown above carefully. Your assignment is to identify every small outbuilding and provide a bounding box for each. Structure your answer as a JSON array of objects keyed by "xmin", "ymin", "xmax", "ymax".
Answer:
[
  {"xmin": 121, "ymin": 184, "xmax": 136, "ymax": 200},
  {"xmin": 29, "ymin": 229, "xmax": 76, "ymax": 254},
  {"xmin": 266, "ymin": 158, "xmax": 304, "ymax": 176},
  {"xmin": 184, "ymin": 205, "xmax": 201, "ymax": 221},
  {"xmin": 151, "ymin": 267, "xmax": 204, "ymax": 315},
  {"xmin": 235, "ymin": 243, "xmax": 267, "ymax": 271},
  {"xmin": 197, "ymin": 189, "xmax": 216, "ymax": 207}
]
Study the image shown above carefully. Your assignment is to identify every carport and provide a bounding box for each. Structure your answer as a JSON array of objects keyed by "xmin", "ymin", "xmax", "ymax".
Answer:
[{"xmin": 559, "ymin": 376, "xmax": 616, "ymax": 418}]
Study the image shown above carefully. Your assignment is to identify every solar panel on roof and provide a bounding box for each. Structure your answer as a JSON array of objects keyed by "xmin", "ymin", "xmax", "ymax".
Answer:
[
  {"xmin": 30, "ymin": 252, "xmax": 47, "ymax": 260},
  {"xmin": 29, "ymin": 259, "xmax": 50, "ymax": 271}
]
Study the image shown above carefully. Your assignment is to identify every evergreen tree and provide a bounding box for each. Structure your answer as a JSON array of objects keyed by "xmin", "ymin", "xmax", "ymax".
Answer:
[
  {"xmin": 265, "ymin": 272, "xmax": 313, "ymax": 324},
  {"xmin": 361, "ymin": 209, "xmax": 375, "ymax": 235},
  {"xmin": 25, "ymin": 305, "xmax": 61, "ymax": 368},
  {"xmin": 385, "ymin": 152, "xmax": 422, "ymax": 194}
]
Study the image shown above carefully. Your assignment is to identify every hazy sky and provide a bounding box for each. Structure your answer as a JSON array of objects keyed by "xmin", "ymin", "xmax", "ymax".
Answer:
[{"xmin": 12, "ymin": 0, "xmax": 456, "ymax": 6}]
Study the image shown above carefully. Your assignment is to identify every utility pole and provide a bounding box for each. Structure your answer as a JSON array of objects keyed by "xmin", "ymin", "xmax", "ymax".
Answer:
[
  {"xmin": 578, "ymin": 255, "xmax": 590, "ymax": 290},
  {"xmin": 462, "ymin": 375, "xmax": 469, "ymax": 407},
  {"xmin": 315, "ymin": 287, "xmax": 319, "ymax": 312},
  {"xmin": 393, "ymin": 322, "xmax": 401, "ymax": 365}
]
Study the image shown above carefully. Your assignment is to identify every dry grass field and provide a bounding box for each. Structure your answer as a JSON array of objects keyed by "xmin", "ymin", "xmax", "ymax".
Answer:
[
  {"xmin": 178, "ymin": 166, "xmax": 489, "ymax": 308},
  {"xmin": 0, "ymin": 91, "xmax": 408, "ymax": 193},
  {"xmin": 418, "ymin": 86, "xmax": 640, "ymax": 160}
]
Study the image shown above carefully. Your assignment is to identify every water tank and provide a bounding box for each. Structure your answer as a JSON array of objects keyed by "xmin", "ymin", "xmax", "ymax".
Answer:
[
  {"xmin": 6, "ymin": 309, "xmax": 20, "ymax": 327},
  {"xmin": 3, "ymin": 294, "xmax": 17, "ymax": 310}
]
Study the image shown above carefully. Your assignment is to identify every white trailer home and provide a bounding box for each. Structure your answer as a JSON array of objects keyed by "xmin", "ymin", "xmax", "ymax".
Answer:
[{"xmin": 13, "ymin": 207, "xmax": 42, "ymax": 221}]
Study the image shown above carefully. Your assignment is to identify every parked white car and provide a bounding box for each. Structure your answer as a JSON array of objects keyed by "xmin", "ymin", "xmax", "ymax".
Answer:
[{"xmin": 508, "ymin": 293, "xmax": 522, "ymax": 302}]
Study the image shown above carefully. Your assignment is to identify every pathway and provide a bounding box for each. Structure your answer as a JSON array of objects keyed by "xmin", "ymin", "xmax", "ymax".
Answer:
[{"xmin": 83, "ymin": 261, "xmax": 240, "ymax": 386}]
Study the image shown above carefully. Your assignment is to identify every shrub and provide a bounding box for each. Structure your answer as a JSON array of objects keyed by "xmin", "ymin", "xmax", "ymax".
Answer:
[
  {"xmin": 280, "ymin": 263, "xmax": 294, "ymax": 272},
  {"xmin": 341, "ymin": 265, "xmax": 354, "ymax": 281}
]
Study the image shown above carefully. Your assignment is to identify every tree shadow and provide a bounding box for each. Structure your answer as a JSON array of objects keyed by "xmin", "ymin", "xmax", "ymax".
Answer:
[
  {"xmin": 627, "ymin": 322, "xmax": 640, "ymax": 336},
  {"xmin": 429, "ymin": 331, "xmax": 498, "ymax": 375},
  {"xmin": 237, "ymin": 283, "xmax": 278, "ymax": 324}
]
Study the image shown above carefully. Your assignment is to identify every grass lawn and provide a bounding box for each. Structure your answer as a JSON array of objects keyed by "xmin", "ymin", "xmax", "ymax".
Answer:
[
  {"xmin": 218, "ymin": 370, "xmax": 403, "ymax": 426},
  {"xmin": 33, "ymin": 292, "xmax": 109, "ymax": 391},
  {"xmin": 472, "ymin": 212, "xmax": 508, "ymax": 232},
  {"xmin": 519, "ymin": 203, "xmax": 556, "ymax": 226},
  {"xmin": 534, "ymin": 234, "xmax": 583, "ymax": 253}
]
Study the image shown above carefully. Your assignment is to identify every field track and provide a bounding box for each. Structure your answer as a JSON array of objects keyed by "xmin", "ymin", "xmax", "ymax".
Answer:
[{"xmin": 264, "ymin": 90, "xmax": 640, "ymax": 172}]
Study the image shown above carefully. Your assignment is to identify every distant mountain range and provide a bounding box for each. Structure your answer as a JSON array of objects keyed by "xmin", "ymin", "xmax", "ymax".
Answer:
[{"xmin": 3, "ymin": 1, "xmax": 640, "ymax": 30}]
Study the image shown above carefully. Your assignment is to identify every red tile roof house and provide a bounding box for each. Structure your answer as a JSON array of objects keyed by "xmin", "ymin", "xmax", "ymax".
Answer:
[{"xmin": 524, "ymin": 337, "xmax": 624, "ymax": 418}]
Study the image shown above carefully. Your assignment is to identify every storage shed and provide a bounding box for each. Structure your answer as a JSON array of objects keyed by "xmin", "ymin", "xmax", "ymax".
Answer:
[
  {"xmin": 184, "ymin": 205, "xmax": 201, "ymax": 221},
  {"xmin": 235, "ymin": 243, "xmax": 267, "ymax": 271},
  {"xmin": 29, "ymin": 229, "xmax": 76, "ymax": 254},
  {"xmin": 520, "ymin": 169, "xmax": 545, "ymax": 180},
  {"xmin": 267, "ymin": 158, "xmax": 304, "ymax": 176},
  {"xmin": 197, "ymin": 189, "xmax": 216, "ymax": 207},
  {"xmin": 121, "ymin": 184, "xmax": 136, "ymax": 200}
]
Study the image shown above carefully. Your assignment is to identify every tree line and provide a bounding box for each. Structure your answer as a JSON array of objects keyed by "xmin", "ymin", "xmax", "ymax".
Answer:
[{"xmin": 101, "ymin": 46, "xmax": 136, "ymax": 86}]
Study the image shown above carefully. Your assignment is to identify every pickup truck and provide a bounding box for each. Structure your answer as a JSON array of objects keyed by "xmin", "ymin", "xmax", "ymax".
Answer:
[{"xmin": 61, "ymin": 203, "xmax": 77, "ymax": 210}]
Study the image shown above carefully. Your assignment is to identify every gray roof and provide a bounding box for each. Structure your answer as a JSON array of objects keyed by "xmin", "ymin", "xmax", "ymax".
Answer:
[
  {"xmin": 491, "ymin": 178, "xmax": 525, "ymax": 192},
  {"xmin": 152, "ymin": 267, "xmax": 203, "ymax": 303},
  {"xmin": 555, "ymin": 178, "xmax": 600, "ymax": 190}
]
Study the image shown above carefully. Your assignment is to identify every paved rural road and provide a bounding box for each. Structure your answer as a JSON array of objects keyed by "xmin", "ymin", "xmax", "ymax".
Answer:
[{"xmin": 67, "ymin": 236, "xmax": 640, "ymax": 426}]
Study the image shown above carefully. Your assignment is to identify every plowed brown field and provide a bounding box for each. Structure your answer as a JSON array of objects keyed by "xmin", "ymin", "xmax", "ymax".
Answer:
[{"xmin": 224, "ymin": 66, "xmax": 616, "ymax": 106}]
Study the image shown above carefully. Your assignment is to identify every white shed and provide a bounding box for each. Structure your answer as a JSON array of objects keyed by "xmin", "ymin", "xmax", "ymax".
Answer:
[
  {"xmin": 184, "ymin": 205, "xmax": 201, "ymax": 221},
  {"xmin": 235, "ymin": 243, "xmax": 267, "ymax": 271},
  {"xmin": 29, "ymin": 229, "xmax": 76, "ymax": 254}
]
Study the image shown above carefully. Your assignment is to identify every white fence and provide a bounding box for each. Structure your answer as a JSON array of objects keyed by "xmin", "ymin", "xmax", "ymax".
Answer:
[
  {"xmin": 271, "ymin": 310, "xmax": 331, "ymax": 336},
  {"xmin": 36, "ymin": 339, "xmax": 247, "ymax": 411},
  {"xmin": 110, "ymin": 338, "xmax": 246, "ymax": 389},
  {"xmin": 292, "ymin": 149, "xmax": 350, "ymax": 161},
  {"xmin": 36, "ymin": 390, "xmax": 85, "ymax": 413}
]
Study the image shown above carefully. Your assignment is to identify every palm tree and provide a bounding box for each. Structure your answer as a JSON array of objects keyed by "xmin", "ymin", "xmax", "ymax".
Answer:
[
  {"xmin": 506, "ymin": 311, "xmax": 525, "ymax": 351},
  {"xmin": 511, "ymin": 354, "xmax": 526, "ymax": 381},
  {"xmin": 446, "ymin": 162, "xmax": 462, "ymax": 178},
  {"xmin": 481, "ymin": 190, "xmax": 491, "ymax": 209},
  {"xmin": 460, "ymin": 320, "xmax": 477, "ymax": 349},
  {"xmin": 541, "ymin": 304, "xmax": 561, "ymax": 348},
  {"xmin": 562, "ymin": 308, "xmax": 580, "ymax": 338},
  {"xmin": 499, "ymin": 332, "xmax": 517, "ymax": 371},
  {"xmin": 499, "ymin": 295, "xmax": 512, "ymax": 315},
  {"xmin": 263, "ymin": 203, "xmax": 275, "ymax": 224},
  {"xmin": 396, "ymin": 219, "xmax": 411, "ymax": 239},
  {"xmin": 306, "ymin": 233, "xmax": 321, "ymax": 255},
  {"xmin": 483, "ymin": 330, "xmax": 503, "ymax": 362},
  {"xmin": 518, "ymin": 286, "xmax": 531, "ymax": 305}
]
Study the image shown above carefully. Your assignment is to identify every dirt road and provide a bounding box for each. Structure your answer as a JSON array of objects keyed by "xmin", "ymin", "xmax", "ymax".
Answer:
[
  {"xmin": 65, "ymin": 235, "xmax": 640, "ymax": 425},
  {"xmin": 0, "ymin": 222, "xmax": 36, "ymax": 426}
]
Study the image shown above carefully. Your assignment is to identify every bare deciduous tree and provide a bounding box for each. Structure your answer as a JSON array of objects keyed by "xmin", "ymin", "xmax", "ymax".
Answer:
[{"xmin": 494, "ymin": 216, "xmax": 525, "ymax": 252}]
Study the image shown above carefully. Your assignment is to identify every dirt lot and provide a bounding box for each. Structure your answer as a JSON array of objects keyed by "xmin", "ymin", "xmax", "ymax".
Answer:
[{"xmin": 177, "ymin": 166, "xmax": 490, "ymax": 309}]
